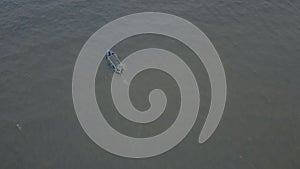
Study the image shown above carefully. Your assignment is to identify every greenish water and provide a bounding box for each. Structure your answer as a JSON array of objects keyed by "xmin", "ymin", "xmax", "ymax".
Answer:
[{"xmin": 0, "ymin": 0, "xmax": 299, "ymax": 168}]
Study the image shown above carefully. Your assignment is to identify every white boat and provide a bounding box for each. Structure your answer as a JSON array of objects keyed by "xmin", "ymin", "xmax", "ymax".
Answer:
[{"xmin": 105, "ymin": 50, "xmax": 123, "ymax": 74}]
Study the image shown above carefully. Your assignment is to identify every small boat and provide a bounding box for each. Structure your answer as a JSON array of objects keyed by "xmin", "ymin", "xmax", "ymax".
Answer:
[{"xmin": 105, "ymin": 50, "xmax": 123, "ymax": 74}]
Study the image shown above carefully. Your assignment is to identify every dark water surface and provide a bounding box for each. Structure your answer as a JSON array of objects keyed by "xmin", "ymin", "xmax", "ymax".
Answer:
[{"xmin": 1, "ymin": 0, "xmax": 299, "ymax": 168}]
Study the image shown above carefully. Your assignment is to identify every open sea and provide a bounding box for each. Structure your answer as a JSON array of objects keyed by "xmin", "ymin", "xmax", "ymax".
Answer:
[{"xmin": 0, "ymin": 0, "xmax": 299, "ymax": 168}]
